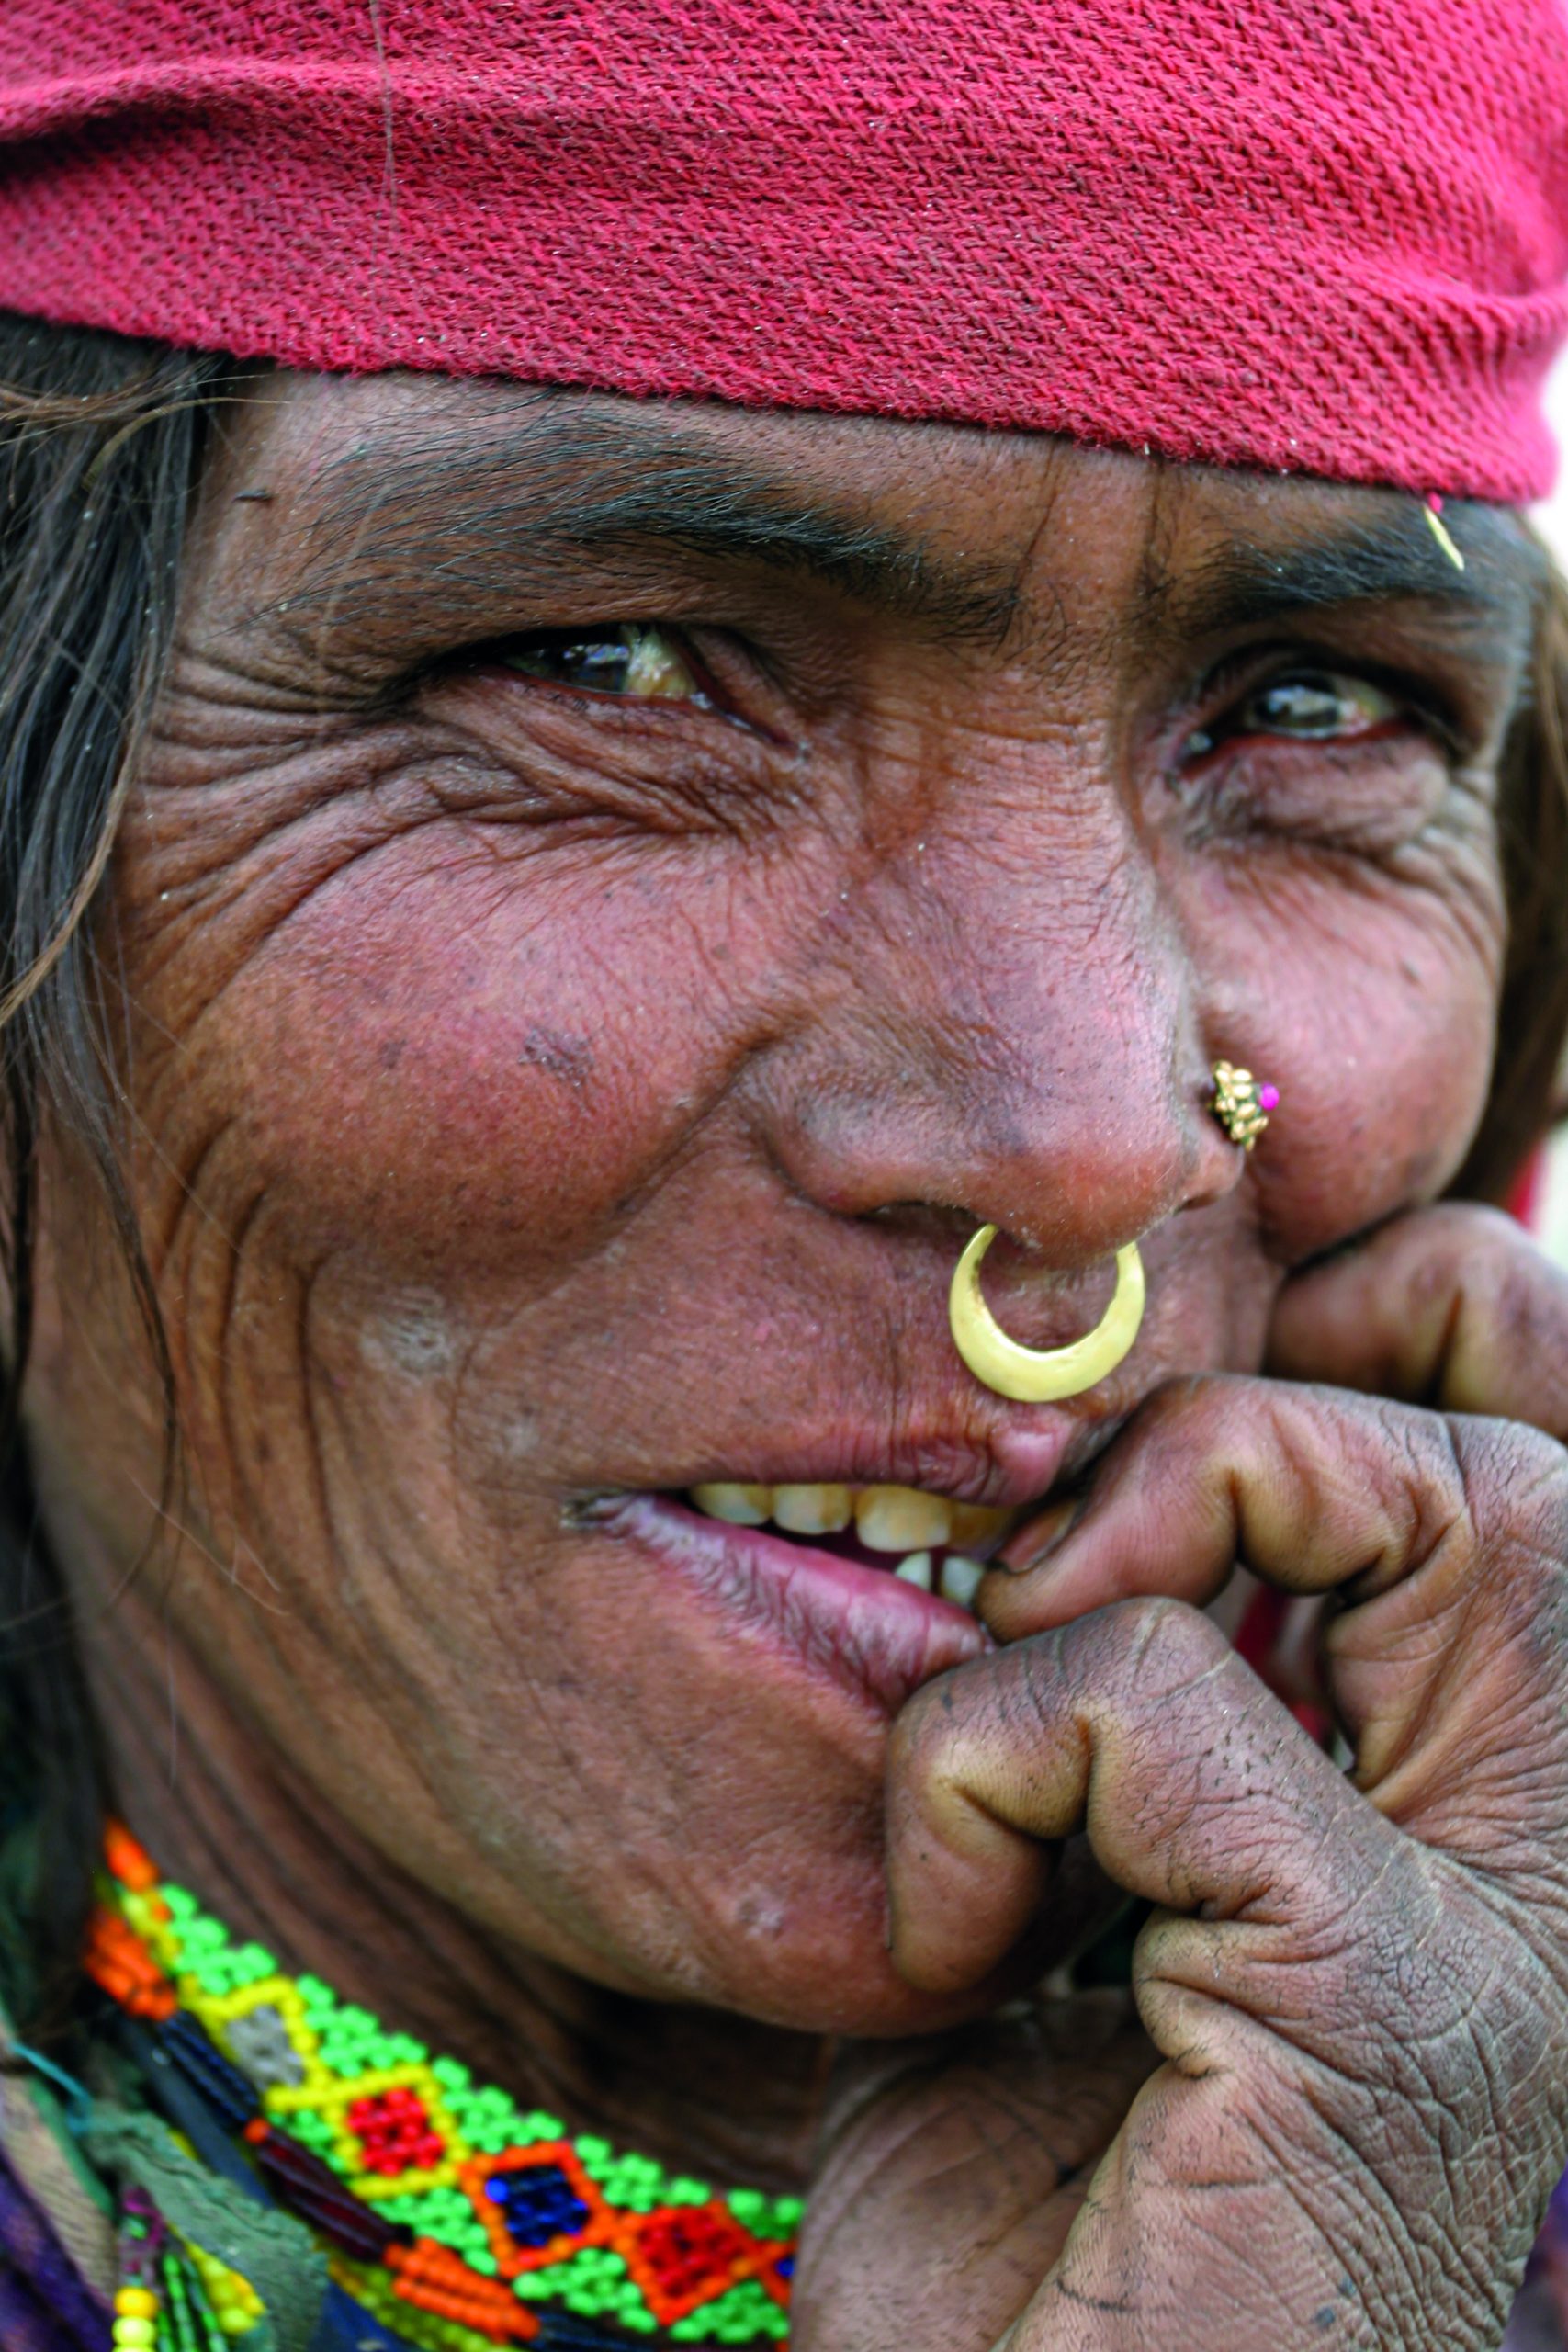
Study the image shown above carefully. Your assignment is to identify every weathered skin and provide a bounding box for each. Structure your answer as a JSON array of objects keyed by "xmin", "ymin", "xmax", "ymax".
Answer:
[
  {"xmin": 16, "ymin": 371, "xmax": 1567, "ymax": 2340},
  {"xmin": 797, "ymin": 1210, "xmax": 1568, "ymax": 2346}
]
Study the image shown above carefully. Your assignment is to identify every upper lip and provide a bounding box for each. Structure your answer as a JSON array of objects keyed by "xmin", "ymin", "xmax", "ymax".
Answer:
[{"xmin": 581, "ymin": 1407, "xmax": 1123, "ymax": 1517}]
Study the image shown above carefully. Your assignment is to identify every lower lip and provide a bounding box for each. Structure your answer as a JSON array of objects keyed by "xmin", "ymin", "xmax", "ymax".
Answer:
[{"xmin": 591, "ymin": 1493, "xmax": 991, "ymax": 1713}]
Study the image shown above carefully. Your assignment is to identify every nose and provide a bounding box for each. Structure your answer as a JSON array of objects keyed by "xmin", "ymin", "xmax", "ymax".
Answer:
[{"xmin": 759, "ymin": 812, "xmax": 1239, "ymax": 1266}]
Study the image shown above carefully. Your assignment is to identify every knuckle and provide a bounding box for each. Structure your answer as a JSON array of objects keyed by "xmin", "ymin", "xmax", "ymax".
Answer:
[
  {"xmin": 886, "ymin": 1669, "xmax": 961, "ymax": 1783},
  {"xmin": 1448, "ymin": 1419, "xmax": 1568, "ymax": 1612},
  {"xmin": 1451, "ymin": 1414, "xmax": 1568, "ymax": 1521},
  {"xmin": 1416, "ymin": 1199, "xmax": 1522, "ymax": 1261},
  {"xmin": 1083, "ymin": 1591, "xmax": 1232, "ymax": 1694}
]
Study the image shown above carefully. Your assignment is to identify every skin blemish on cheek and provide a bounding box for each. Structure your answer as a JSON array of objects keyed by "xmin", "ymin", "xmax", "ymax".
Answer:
[
  {"xmin": 519, "ymin": 1025, "xmax": 594, "ymax": 1086},
  {"xmin": 357, "ymin": 1290, "xmax": 461, "ymax": 1378},
  {"xmin": 489, "ymin": 1410, "xmax": 544, "ymax": 1467}
]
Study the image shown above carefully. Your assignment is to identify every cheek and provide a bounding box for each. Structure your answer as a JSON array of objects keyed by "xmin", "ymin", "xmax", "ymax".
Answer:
[
  {"xmin": 1183, "ymin": 849, "xmax": 1503, "ymax": 1255},
  {"xmin": 135, "ymin": 826, "xmax": 781, "ymax": 1273}
]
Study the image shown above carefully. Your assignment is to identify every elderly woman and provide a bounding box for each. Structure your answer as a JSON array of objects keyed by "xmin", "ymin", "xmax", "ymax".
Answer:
[{"xmin": 3, "ymin": 1, "xmax": 1568, "ymax": 2347}]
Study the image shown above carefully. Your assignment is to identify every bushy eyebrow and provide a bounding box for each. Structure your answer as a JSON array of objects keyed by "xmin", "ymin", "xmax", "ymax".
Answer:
[
  {"xmin": 1160, "ymin": 502, "xmax": 1542, "ymax": 645},
  {"xmin": 292, "ymin": 412, "xmax": 1021, "ymax": 642},
  {"xmin": 284, "ymin": 404, "xmax": 1541, "ymax": 657}
]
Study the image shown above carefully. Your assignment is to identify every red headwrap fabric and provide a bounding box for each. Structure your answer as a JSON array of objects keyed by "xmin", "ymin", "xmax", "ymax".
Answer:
[{"xmin": 0, "ymin": 1, "xmax": 1566, "ymax": 501}]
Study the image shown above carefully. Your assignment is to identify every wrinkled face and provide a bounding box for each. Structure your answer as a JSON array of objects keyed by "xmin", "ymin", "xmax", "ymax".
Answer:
[{"xmin": 25, "ymin": 376, "xmax": 1542, "ymax": 2034}]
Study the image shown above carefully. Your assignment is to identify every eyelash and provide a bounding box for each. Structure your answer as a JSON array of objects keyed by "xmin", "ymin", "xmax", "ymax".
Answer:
[
  {"xmin": 457, "ymin": 621, "xmax": 1464, "ymax": 791},
  {"xmin": 1178, "ymin": 647, "xmax": 1459, "ymax": 767},
  {"xmin": 470, "ymin": 623, "xmax": 734, "ymax": 717}
]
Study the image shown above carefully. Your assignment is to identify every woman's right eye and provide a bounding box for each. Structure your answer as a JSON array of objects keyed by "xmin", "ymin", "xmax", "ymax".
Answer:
[{"xmin": 494, "ymin": 622, "xmax": 710, "ymax": 706}]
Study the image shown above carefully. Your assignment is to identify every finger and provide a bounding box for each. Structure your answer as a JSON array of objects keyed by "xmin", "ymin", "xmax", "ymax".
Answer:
[
  {"xmin": 980, "ymin": 1378, "xmax": 1568, "ymax": 1867},
  {"xmin": 1269, "ymin": 1203, "xmax": 1568, "ymax": 1433},
  {"xmin": 983, "ymin": 1372, "xmax": 1465, "ymax": 1636},
  {"xmin": 886, "ymin": 1597, "xmax": 1392, "ymax": 1992},
  {"xmin": 889, "ymin": 1601, "xmax": 1568, "ymax": 2348}
]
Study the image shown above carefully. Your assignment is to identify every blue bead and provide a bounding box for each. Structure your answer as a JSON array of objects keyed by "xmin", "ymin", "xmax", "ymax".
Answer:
[{"xmin": 488, "ymin": 2163, "xmax": 591, "ymax": 2249}]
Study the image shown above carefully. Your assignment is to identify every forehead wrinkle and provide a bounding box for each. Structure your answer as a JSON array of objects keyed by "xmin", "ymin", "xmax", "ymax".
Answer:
[{"xmin": 276, "ymin": 409, "xmax": 1022, "ymax": 645}]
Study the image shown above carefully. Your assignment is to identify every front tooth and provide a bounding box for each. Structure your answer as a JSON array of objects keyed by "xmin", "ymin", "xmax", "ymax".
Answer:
[
  {"xmin": 773, "ymin": 1483, "xmax": 853, "ymax": 1536},
  {"xmin": 941, "ymin": 1555, "xmax": 985, "ymax": 1608},
  {"xmin": 949, "ymin": 1501, "xmax": 1013, "ymax": 1554},
  {"xmin": 855, "ymin": 1486, "xmax": 953, "ymax": 1553},
  {"xmin": 691, "ymin": 1482, "xmax": 774, "ymax": 1527},
  {"xmin": 894, "ymin": 1551, "xmax": 933, "ymax": 1590}
]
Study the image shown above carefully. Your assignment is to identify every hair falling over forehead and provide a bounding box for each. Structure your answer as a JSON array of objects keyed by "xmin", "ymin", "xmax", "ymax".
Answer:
[{"xmin": 0, "ymin": 314, "xmax": 1565, "ymax": 2038}]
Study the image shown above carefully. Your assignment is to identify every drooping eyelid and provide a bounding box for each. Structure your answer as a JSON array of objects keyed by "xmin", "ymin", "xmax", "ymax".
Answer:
[
  {"xmin": 424, "ymin": 621, "xmax": 722, "ymax": 712},
  {"xmin": 1179, "ymin": 640, "xmax": 1471, "ymax": 763},
  {"xmin": 423, "ymin": 620, "xmax": 801, "ymax": 749}
]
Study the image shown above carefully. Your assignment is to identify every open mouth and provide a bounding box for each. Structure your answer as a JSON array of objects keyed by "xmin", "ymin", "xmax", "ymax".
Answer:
[
  {"xmin": 579, "ymin": 1456, "xmax": 1065, "ymax": 1711},
  {"xmin": 683, "ymin": 1480, "xmax": 1019, "ymax": 1611}
]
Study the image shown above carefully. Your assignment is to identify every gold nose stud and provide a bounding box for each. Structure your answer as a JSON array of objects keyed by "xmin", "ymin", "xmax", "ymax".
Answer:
[
  {"xmin": 1210, "ymin": 1060, "xmax": 1279, "ymax": 1148},
  {"xmin": 950, "ymin": 1061, "xmax": 1276, "ymax": 1403}
]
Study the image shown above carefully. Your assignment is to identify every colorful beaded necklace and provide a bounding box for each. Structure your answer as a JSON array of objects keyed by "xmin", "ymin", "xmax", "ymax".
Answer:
[{"xmin": 86, "ymin": 1826, "xmax": 799, "ymax": 2352}]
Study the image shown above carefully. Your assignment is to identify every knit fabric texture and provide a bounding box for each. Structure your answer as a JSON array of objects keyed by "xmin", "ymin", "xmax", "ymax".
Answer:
[{"xmin": 0, "ymin": 1, "xmax": 1565, "ymax": 502}]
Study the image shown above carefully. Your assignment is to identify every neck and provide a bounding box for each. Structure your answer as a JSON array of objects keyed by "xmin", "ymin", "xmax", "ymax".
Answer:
[{"xmin": 85, "ymin": 1613, "xmax": 835, "ymax": 2195}]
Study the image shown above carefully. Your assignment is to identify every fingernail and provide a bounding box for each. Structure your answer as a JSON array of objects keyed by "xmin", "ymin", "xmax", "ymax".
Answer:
[{"xmin": 998, "ymin": 1496, "xmax": 1081, "ymax": 1575}]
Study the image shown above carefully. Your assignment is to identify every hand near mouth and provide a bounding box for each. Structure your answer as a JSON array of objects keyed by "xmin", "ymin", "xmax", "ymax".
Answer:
[{"xmin": 790, "ymin": 1205, "xmax": 1568, "ymax": 2350}]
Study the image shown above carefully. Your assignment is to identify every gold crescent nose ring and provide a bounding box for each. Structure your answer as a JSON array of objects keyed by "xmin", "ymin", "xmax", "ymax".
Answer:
[
  {"xmin": 948, "ymin": 1227, "xmax": 1145, "ymax": 1403},
  {"xmin": 948, "ymin": 1058, "xmax": 1278, "ymax": 1402}
]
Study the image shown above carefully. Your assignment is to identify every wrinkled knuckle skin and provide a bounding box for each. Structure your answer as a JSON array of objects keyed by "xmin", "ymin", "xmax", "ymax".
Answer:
[
  {"xmin": 1076, "ymin": 1592, "xmax": 1231, "ymax": 1699},
  {"xmin": 1452, "ymin": 1416, "xmax": 1568, "ymax": 1544},
  {"xmin": 886, "ymin": 1647, "xmax": 1026, "ymax": 1791},
  {"xmin": 1450, "ymin": 1419, "xmax": 1568, "ymax": 1663},
  {"xmin": 1423, "ymin": 1198, "xmax": 1528, "ymax": 1266}
]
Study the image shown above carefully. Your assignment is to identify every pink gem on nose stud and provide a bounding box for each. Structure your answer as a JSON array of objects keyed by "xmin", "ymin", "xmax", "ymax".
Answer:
[{"xmin": 1210, "ymin": 1061, "xmax": 1278, "ymax": 1149}]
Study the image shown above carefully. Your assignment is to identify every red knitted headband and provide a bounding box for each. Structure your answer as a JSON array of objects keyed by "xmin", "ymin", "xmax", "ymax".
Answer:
[{"xmin": 2, "ymin": 0, "xmax": 1566, "ymax": 501}]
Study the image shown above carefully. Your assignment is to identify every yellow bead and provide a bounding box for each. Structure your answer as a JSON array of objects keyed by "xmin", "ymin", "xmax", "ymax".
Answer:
[
  {"xmin": 114, "ymin": 2289, "xmax": 158, "ymax": 2319},
  {"xmin": 113, "ymin": 2321, "xmax": 156, "ymax": 2349}
]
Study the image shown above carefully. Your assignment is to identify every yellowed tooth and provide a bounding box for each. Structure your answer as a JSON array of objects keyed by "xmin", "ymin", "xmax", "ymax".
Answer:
[
  {"xmin": 773, "ymin": 1483, "xmax": 854, "ymax": 1536},
  {"xmin": 948, "ymin": 1501, "xmax": 1013, "ymax": 1553},
  {"xmin": 941, "ymin": 1555, "xmax": 986, "ymax": 1609},
  {"xmin": 855, "ymin": 1485, "xmax": 953, "ymax": 1553},
  {"xmin": 894, "ymin": 1551, "xmax": 933, "ymax": 1590},
  {"xmin": 691, "ymin": 1482, "xmax": 774, "ymax": 1527}
]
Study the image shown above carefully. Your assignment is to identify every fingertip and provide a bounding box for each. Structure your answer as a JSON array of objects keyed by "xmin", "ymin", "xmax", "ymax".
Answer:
[
  {"xmin": 997, "ymin": 1494, "xmax": 1083, "ymax": 1575},
  {"xmin": 978, "ymin": 1536, "xmax": 1228, "ymax": 1645},
  {"xmin": 976, "ymin": 1550, "xmax": 1097, "ymax": 1641}
]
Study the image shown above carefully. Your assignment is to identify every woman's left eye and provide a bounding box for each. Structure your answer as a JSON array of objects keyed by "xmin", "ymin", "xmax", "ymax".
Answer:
[
  {"xmin": 1183, "ymin": 668, "xmax": 1403, "ymax": 759},
  {"xmin": 494, "ymin": 622, "xmax": 709, "ymax": 705}
]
